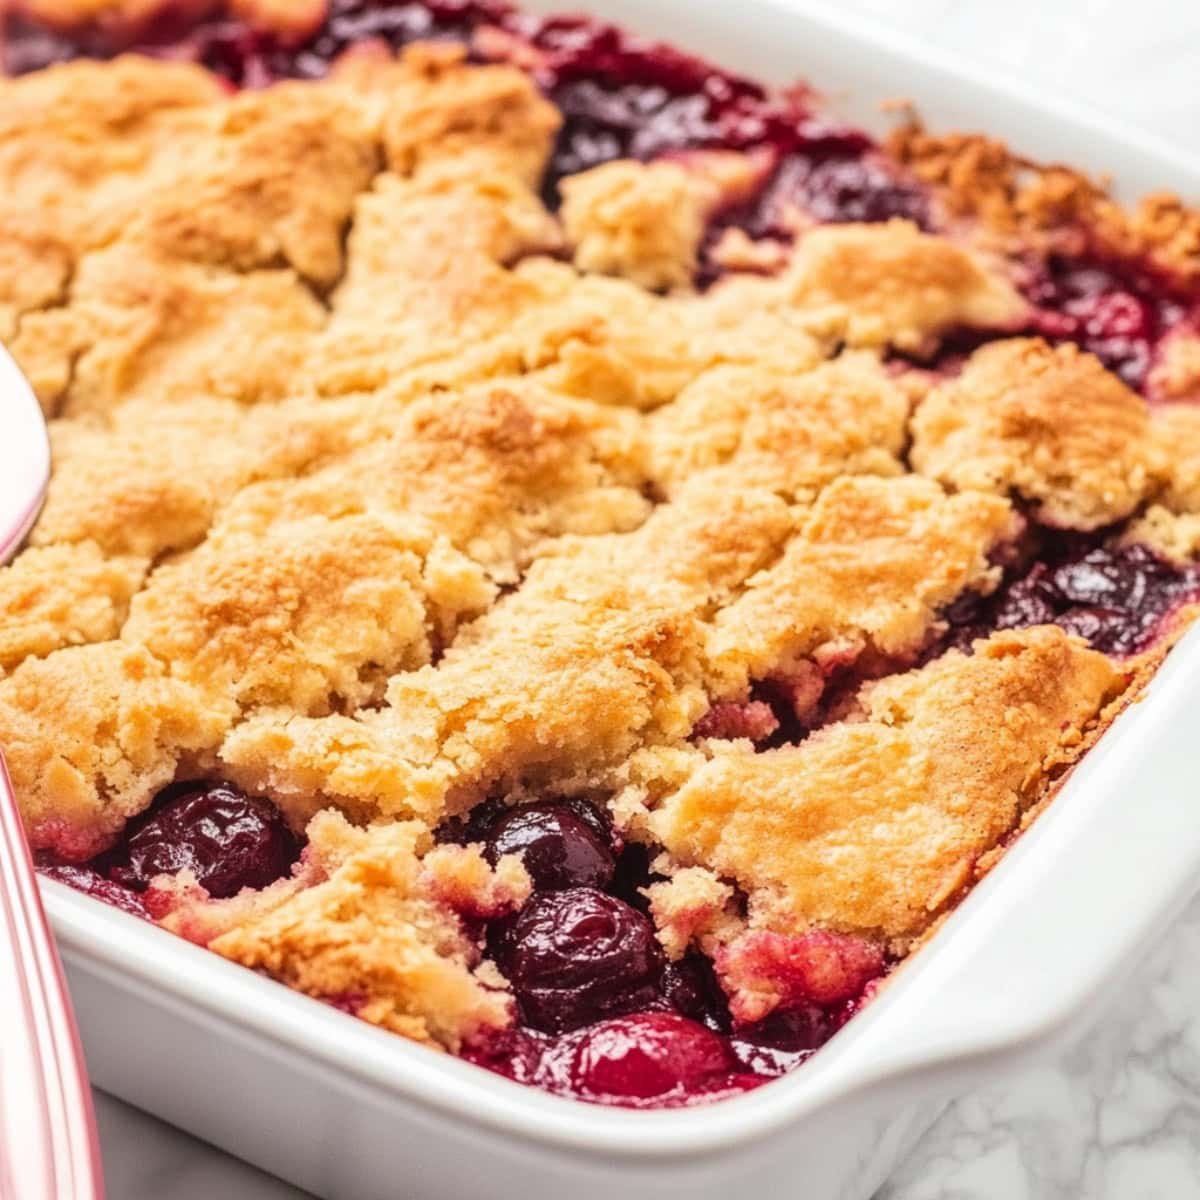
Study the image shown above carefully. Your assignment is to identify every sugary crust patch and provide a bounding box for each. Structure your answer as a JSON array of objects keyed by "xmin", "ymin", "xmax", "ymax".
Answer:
[
  {"xmin": 648, "ymin": 351, "xmax": 908, "ymax": 500},
  {"xmin": 32, "ymin": 394, "xmax": 372, "ymax": 558},
  {"xmin": 16, "ymin": 243, "xmax": 326, "ymax": 418},
  {"xmin": 561, "ymin": 159, "xmax": 719, "ymax": 291},
  {"xmin": 910, "ymin": 338, "xmax": 1159, "ymax": 530},
  {"xmin": 0, "ymin": 206, "xmax": 72, "ymax": 347},
  {"xmin": 0, "ymin": 56, "xmax": 225, "ymax": 253},
  {"xmin": 121, "ymin": 511, "xmax": 437, "ymax": 713},
  {"xmin": 886, "ymin": 123, "xmax": 1200, "ymax": 285},
  {"xmin": 784, "ymin": 220, "xmax": 1028, "ymax": 352},
  {"xmin": 207, "ymin": 812, "xmax": 521, "ymax": 1050},
  {"xmin": 0, "ymin": 544, "xmax": 146, "ymax": 672},
  {"xmin": 707, "ymin": 474, "xmax": 1019, "ymax": 693},
  {"xmin": 239, "ymin": 384, "xmax": 650, "ymax": 584},
  {"xmin": 651, "ymin": 626, "xmax": 1122, "ymax": 950},
  {"xmin": 363, "ymin": 43, "xmax": 561, "ymax": 186},
  {"xmin": 0, "ymin": 642, "xmax": 230, "ymax": 857},
  {"xmin": 123, "ymin": 81, "xmax": 379, "ymax": 286}
]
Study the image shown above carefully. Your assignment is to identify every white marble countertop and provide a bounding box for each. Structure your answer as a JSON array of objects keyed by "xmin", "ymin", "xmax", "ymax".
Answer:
[{"xmin": 93, "ymin": 2, "xmax": 1200, "ymax": 1197}]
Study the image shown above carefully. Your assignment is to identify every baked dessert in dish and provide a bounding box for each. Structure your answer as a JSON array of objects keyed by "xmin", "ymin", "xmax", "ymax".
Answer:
[{"xmin": 3, "ymin": 0, "xmax": 1200, "ymax": 1111}]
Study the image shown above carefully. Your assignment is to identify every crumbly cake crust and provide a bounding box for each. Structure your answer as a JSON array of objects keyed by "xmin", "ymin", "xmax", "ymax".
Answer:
[
  {"xmin": 650, "ymin": 628, "xmax": 1121, "ymax": 954},
  {"xmin": 886, "ymin": 121, "xmax": 1200, "ymax": 284},
  {"xmin": 910, "ymin": 338, "xmax": 1161, "ymax": 530},
  {"xmin": 3, "ymin": 19, "xmax": 1200, "ymax": 1062},
  {"xmin": 168, "ymin": 812, "xmax": 531, "ymax": 1048}
]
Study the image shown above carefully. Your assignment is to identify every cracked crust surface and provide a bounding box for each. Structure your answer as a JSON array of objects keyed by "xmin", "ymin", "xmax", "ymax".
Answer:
[
  {"xmin": 650, "ymin": 627, "xmax": 1123, "ymax": 953},
  {"xmin": 910, "ymin": 338, "xmax": 1160, "ymax": 530},
  {"xmin": 1, "ymin": 34, "xmax": 1197, "ymax": 1052},
  {"xmin": 887, "ymin": 122, "xmax": 1200, "ymax": 286},
  {"xmin": 201, "ymin": 812, "xmax": 529, "ymax": 1050},
  {"xmin": 560, "ymin": 158, "xmax": 727, "ymax": 292}
]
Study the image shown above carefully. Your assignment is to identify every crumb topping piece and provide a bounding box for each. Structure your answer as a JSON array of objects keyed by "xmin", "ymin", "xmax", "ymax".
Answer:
[
  {"xmin": 0, "ymin": 642, "xmax": 230, "ymax": 858},
  {"xmin": 911, "ymin": 338, "xmax": 1159, "ymax": 530},
  {"xmin": 561, "ymin": 158, "xmax": 726, "ymax": 292},
  {"xmin": 206, "ymin": 811, "xmax": 528, "ymax": 1050},
  {"xmin": 1149, "ymin": 331, "xmax": 1200, "ymax": 404},
  {"xmin": 707, "ymin": 474, "xmax": 1018, "ymax": 692},
  {"xmin": 784, "ymin": 219, "xmax": 1028, "ymax": 352},
  {"xmin": 1123, "ymin": 405, "xmax": 1200, "ymax": 561},
  {"xmin": 647, "ymin": 351, "xmax": 908, "ymax": 501},
  {"xmin": 0, "ymin": 543, "xmax": 145, "ymax": 672},
  {"xmin": 651, "ymin": 627, "xmax": 1122, "ymax": 952}
]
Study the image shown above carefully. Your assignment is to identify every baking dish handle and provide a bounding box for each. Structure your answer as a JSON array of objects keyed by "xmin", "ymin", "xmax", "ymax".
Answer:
[
  {"xmin": 0, "ymin": 756, "xmax": 106, "ymax": 1200},
  {"xmin": 807, "ymin": 627, "xmax": 1200, "ymax": 1111}
]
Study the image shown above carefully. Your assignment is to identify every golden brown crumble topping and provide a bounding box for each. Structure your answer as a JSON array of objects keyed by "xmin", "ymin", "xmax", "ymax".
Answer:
[
  {"xmin": 887, "ymin": 122, "xmax": 1200, "ymax": 283},
  {"xmin": 1123, "ymin": 406, "xmax": 1200, "ymax": 561},
  {"xmin": 560, "ymin": 157, "xmax": 756, "ymax": 292},
  {"xmin": 651, "ymin": 627, "xmax": 1122, "ymax": 953},
  {"xmin": 910, "ymin": 338, "xmax": 1160, "ymax": 530},
  {"xmin": 2, "ymin": 34, "xmax": 1198, "ymax": 1055},
  {"xmin": 202, "ymin": 812, "xmax": 529, "ymax": 1049}
]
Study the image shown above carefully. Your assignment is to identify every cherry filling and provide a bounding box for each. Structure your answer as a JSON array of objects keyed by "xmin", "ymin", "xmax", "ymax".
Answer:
[
  {"xmin": 944, "ymin": 538, "xmax": 1200, "ymax": 658},
  {"xmin": 37, "ymin": 775, "xmax": 882, "ymax": 1105},
  {"xmin": 491, "ymin": 886, "xmax": 665, "ymax": 1032},
  {"xmin": 484, "ymin": 799, "xmax": 616, "ymax": 891},
  {"xmin": 105, "ymin": 781, "xmax": 301, "ymax": 898},
  {"xmin": 465, "ymin": 798, "xmax": 885, "ymax": 1104},
  {"xmin": 1026, "ymin": 255, "xmax": 1193, "ymax": 392},
  {"xmin": 465, "ymin": 1012, "xmax": 767, "ymax": 1106},
  {"xmin": 36, "ymin": 861, "xmax": 150, "ymax": 919}
]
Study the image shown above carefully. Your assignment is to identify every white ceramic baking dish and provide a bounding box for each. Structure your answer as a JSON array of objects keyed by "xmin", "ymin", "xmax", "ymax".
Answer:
[{"xmin": 34, "ymin": 2, "xmax": 1200, "ymax": 1198}]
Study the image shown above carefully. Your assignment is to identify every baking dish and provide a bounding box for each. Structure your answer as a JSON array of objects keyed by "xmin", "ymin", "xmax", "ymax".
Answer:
[{"xmin": 30, "ymin": 1, "xmax": 1200, "ymax": 1197}]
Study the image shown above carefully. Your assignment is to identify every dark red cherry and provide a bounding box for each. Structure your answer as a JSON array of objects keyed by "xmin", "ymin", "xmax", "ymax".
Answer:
[
  {"xmin": 1022, "ymin": 255, "xmax": 1185, "ymax": 391},
  {"xmin": 729, "ymin": 1005, "xmax": 835, "ymax": 1076},
  {"xmin": 485, "ymin": 801, "xmax": 615, "ymax": 891},
  {"xmin": 496, "ymin": 887, "xmax": 665, "ymax": 1032},
  {"xmin": 663, "ymin": 953, "xmax": 732, "ymax": 1033},
  {"xmin": 944, "ymin": 541, "xmax": 1200, "ymax": 658},
  {"xmin": 109, "ymin": 782, "xmax": 299, "ymax": 899},
  {"xmin": 37, "ymin": 862, "xmax": 150, "ymax": 919},
  {"xmin": 567, "ymin": 1012, "xmax": 738, "ymax": 1101},
  {"xmin": 791, "ymin": 155, "xmax": 929, "ymax": 226}
]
